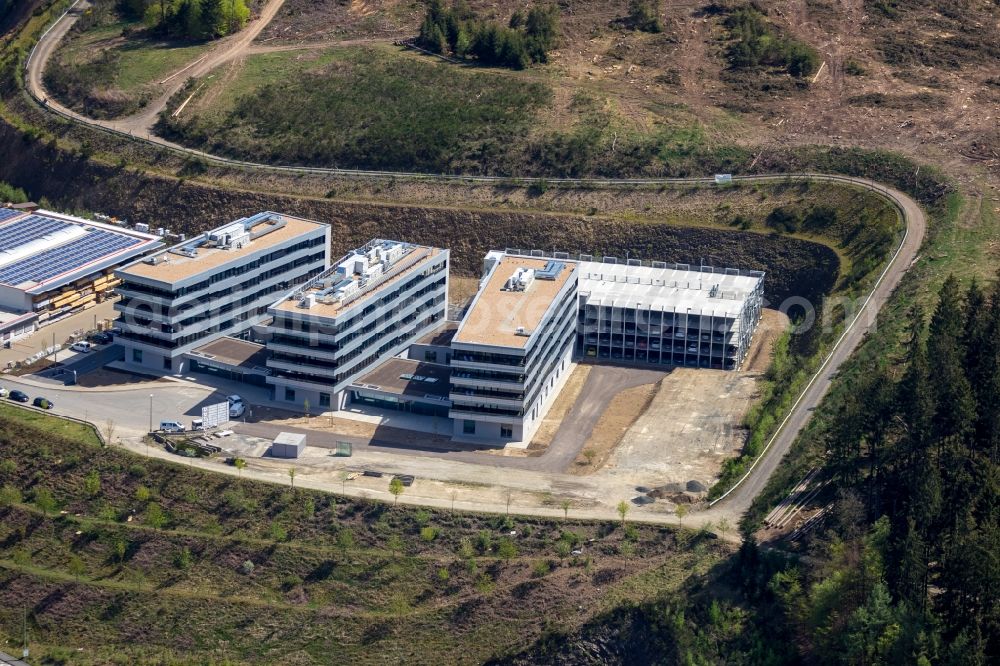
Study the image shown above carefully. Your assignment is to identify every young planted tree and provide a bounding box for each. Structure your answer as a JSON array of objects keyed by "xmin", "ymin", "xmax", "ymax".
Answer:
[
  {"xmin": 34, "ymin": 487, "xmax": 56, "ymax": 516},
  {"xmin": 389, "ymin": 477, "xmax": 405, "ymax": 506},
  {"xmin": 560, "ymin": 498, "xmax": 571, "ymax": 520},
  {"xmin": 103, "ymin": 419, "xmax": 117, "ymax": 446},
  {"xmin": 233, "ymin": 457, "xmax": 246, "ymax": 478},
  {"xmin": 288, "ymin": 467, "xmax": 296, "ymax": 488},
  {"xmin": 68, "ymin": 555, "xmax": 85, "ymax": 580},
  {"xmin": 619, "ymin": 539, "xmax": 635, "ymax": 572},
  {"xmin": 497, "ymin": 538, "xmax": 517, "ymax": 566},
  {"xmin": 676, "ymin": 503, "xmax": 689, "ymax": 528},
  {"xmin": 616, "ymin": 499, "xmax": 630, "ymax": 528}
]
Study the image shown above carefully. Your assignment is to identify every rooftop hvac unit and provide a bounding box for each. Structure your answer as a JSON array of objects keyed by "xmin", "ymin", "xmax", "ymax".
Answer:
[
  {"xmin": 385, "ymin": 244, "xmax": 404, "ymax": 264},
  {"xmin": 515, "ymin": 326, "xmax": 530, "ymax": 336},
  {"xmin": 134, "ymin": 223, "xmax": 150, "ymax": 233},
  {"xmin": 143, "ymin": 256, "xmax": 160, "ymax": 265},
  {"xmin": 299, "ymin": 294, "xmax": 316, "ymax": 309},
  {"xmin": 156, "ymin": 227, "xmax": 166, "ymax": 236},
  {"xmin": 504, "ymin": 267, "xmax": 534, "ymax": 292}
]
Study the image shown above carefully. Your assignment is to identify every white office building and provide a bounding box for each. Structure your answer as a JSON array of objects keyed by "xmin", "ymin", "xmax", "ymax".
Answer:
[
  {"xmin": 576, "ymin": 259, "xmax": 764, "ymax": 370},
  {"xmin": 265, "ymin": 239, "xmax": 449, "ymax": 411},
  {"xmin": 114, "ymin": 212, "xmax": 330, "ymax": 373},
  {"xmin": 449, "ymin": 253, "xmax": 578, "ymax": 443}
]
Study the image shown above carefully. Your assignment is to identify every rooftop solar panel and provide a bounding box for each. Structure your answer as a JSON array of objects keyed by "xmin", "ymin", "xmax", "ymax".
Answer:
[
  {"xmin": 0, "ymin": 215, "xmax": 72, "ymax": 253},
  {"xmin": 0, "ymin": 208, "xmax": 22, "ymax": 223},
  {"xmin": 0, "ymin": 229, "xmax": 141, "ymax": 286}
]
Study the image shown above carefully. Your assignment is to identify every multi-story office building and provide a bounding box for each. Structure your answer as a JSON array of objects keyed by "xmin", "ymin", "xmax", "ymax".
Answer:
[
  {"xmin": 265, "ymin": 239, "xmax": 449, "ymax": 411},
  {"xmin": 114, "ymin": 212, "xmax": 330, "ymax": 373},
  {"xmin": 449, "ymin": 254, "xmax": 578, "ymax": 443},
  {"xmin": 576, "ymin": 260, "xmax": 764, "ymax": 370}
]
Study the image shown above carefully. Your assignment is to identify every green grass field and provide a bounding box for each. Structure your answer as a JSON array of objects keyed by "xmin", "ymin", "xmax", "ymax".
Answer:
[
  {"xmin": 159, "ymin": 45, "xmax": 553, "ymax": 173},
  {"xmin": 45, "ymin": 15, "xmax": 212, "ymax": 119},
  {"xmin": 0, "ymin": 401, "xmax": 101, "ymax": 445}
]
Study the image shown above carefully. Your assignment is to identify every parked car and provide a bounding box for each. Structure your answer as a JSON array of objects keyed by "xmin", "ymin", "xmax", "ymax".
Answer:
[
  {"xmin": 0, "ymin": 387, "xmax": 7, "ymax": 398},
  {"xmin": 69, "ymin": 341, "xmax": 92, "ymax": 353},
  {"xmin": 88, "ymin": 332, "xmax": 113, "ymax": 345},
  {"xmin": 227, "ymin": 394, "xmax": 246, "ymax": 418},
  {"xmin": 8, "ymin": 390, "xmax": 29, "ymax": 402},
  {"xmin": 159, "ymin": 421, "xmax": 185, "ymax": 433},
  {"xmin": 32, "ymin": 397, "xmax": 54, "ymax": 409}
]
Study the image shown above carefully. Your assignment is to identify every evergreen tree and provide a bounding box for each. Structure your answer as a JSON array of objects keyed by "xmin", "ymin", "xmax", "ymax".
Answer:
[
  {"xmin": 200, "ymin": 0, "xmax": 225, "ymax": 38},
  {"xmin": 927, "ymin": 275, "xmax": 976, "ymax": 444}
]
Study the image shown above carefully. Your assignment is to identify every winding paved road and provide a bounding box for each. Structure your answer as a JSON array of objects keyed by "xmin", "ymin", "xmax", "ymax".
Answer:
[{"xmin": 15, "ymin": 2, "xmax": 928, "ymax": 525}]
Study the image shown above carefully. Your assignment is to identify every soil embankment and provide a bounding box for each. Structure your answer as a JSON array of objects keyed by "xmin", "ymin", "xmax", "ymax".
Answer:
[{"xmin": 0, "ymin": 121, "xmax": 838, "ymax": 305}]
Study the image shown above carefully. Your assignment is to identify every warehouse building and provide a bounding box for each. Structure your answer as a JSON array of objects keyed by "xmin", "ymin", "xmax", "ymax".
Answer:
[
  {"xmin": 450, "ymin": 254, "xmax": 579, "ymax": 443},
  {"xmin": 265, "ymin": 239, "xmax": 450, "ymax": 411},
  {"xmin": 0, "ymin": 207, "xmax": 161, "ymax": 331},
  {"xmin": 114, "ymin": 212, "xmax": 330, "ymax": 373}
]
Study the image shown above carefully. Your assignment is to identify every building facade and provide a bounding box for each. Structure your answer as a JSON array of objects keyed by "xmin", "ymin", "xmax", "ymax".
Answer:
[
  {"xmin": 264, "ymin": 239, "xmax": 449, "ymax": 410},
  {"xmin": 576, "ymin": 259, "xmax": 764, "ymax": 370},
  {"xmin": 449, "ymin": 254, "xmax": 579, "ymax": 443},
  {"xmin": 114, "ymin": 212, "xmax": 330, "ymax": 373}
]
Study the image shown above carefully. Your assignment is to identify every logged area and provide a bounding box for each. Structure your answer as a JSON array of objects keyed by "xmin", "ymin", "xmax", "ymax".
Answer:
[
  {"xmin": 0, "ymin": 407, "xmax": 731, "ymax": 665},
  {"xmin": 34, "ymin": 0, "xmax": 987, "ymax": 177}
]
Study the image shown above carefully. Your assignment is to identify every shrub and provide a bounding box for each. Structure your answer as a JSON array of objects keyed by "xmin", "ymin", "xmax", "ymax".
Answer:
[
  {"xmin": 145, "ymin": 502, "xmax": 167, "ymax": 528},
  {"xmin": 420, "ymin": 526, "xmax": 439, "ymax": 542},
  {"xmin": 174, "ymin": 546, "xmax": 191, "ymax": 570},
  {"xmin": 766, "ymin": 206, "xmax": 801, "ymax": 233},
  {"xmin": 84, "ymin": 470, "xmax": 101, "ymax": 497},
  {"xmin": 532, "ymin": 560, "xmax": 551, "ymax": 577},
  {"xmin": 135, "ymin": 485, "xmax": 151, "ymax": 502},
  {"xmin": 33, "ymin": 487, "xmax": 56, "ymax": 515},
  {"xmin": 845, "ymin": 60, "xmax": 866, "ymax": 76},
  {"xmin": 239, "ymin": 559, "xmax": 255, "ymax": 575},
  {"xmin": 724, "ymin": 7, "xmax": 819, "ymax": 78},
  {"xmin": 627, "ymin": 0, "xmax": 663, "ymax": 33},
  {"xmin": 270, "ymin": 522, "xmax": 289, "ymax": 542},
  {"xmin": 0, "ymin": 484, "xmax": 22, "ymax": 507}
]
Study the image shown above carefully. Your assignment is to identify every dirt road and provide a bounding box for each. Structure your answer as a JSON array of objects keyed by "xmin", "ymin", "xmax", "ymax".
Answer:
[{"xmin": 27, "ymin": 0, "xmax": 288, "ymax": 136}]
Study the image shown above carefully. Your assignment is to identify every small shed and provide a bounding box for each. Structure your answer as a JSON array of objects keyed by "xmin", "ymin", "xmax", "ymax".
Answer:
[{"xmin": 272, "ymin": 432, "xmax": 306, "ymax": 458}]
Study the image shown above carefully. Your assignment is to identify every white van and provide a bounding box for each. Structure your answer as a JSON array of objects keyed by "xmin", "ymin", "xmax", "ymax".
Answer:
[
  {"xmin": 70, "ymin": 341, "xmax": 92, "ymax": 353},
  {"xmin": 159, "ymin": 421, "xmax": 185, "ymax": 433}
]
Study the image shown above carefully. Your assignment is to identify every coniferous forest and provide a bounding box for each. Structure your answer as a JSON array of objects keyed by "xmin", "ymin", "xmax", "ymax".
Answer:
[
  {"xmin": 507, "ymin": 275, "xmax": 999, "ymax": 664},
  {"xmin": 746, "ymin": 274, "xmax": 999, "ymax": 663}
]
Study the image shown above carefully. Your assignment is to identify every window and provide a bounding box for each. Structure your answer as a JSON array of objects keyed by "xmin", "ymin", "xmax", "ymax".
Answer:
[
  {"xmin": 285, "ymin": 388, "xmax": 296, "ymax": 402},
  {"xmin": 132, "ymin": 349, "xmax": 143, "ymax": 363},
  {"xmin": 501, "ymin": 424, "xmax": 513, "ymax": 438},
  {"xmin": 163, "ymin": 356, "xmax": 172, "ymax": 370},
  {"xmin": 463, "ymin": 420, "xmax": 476, "ymax": 435},
  {"xmin": 319, "ymin": 392, "xmax": 331, "ymax": 408},
  {"xmin": 425, "ymin": 351, "xmax": 437, "ymax": 363}
]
